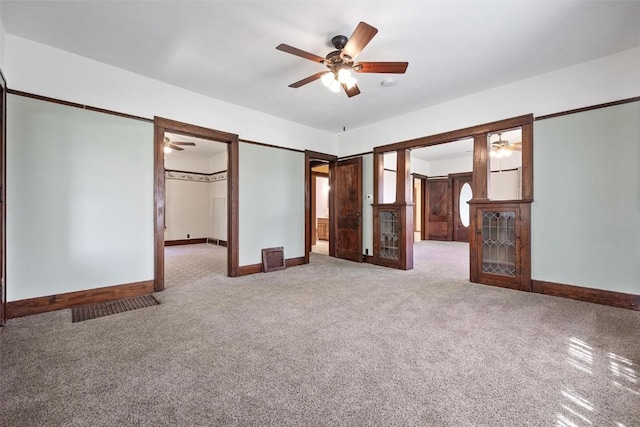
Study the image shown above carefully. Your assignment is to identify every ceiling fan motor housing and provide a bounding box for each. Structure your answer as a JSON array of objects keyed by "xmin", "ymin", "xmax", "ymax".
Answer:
[{"xmin": 331, "ymin": 35, "xmax": 348, "ymax": 50}]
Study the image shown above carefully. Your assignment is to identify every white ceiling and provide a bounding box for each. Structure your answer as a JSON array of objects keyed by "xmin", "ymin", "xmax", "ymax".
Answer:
[
  {"xmin": 165, "ymin": 132, "xmax": 227, "ymax": 158},
  {"xmin": 411, "ymin": 138, "xmax": 474, "ymax": 162},
  {"xmin": 410, "ymin": 128, "xmax": 522, "ymax": 162},
  {"xmin": 1, "ymin": 1, "xmax": 639, "ymax": 134}
]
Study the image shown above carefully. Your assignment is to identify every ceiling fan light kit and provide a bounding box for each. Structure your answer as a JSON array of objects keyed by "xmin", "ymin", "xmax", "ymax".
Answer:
[
  {"xmin": 489, "ymin": 132, "xmax": 522, "ymax": 158},
  {"xmin": 276, "ymin": 21, "xmax": 408, "ymax": 97}
]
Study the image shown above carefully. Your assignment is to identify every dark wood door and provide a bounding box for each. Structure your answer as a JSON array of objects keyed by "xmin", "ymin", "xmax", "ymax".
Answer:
[
  {"xmin": 452, "ymin": 173, "xmax": 473, "ymax": 242},
  {"xmin": 427, "ymin": 178, "xmax": 451, "ymax": 240},
  {"xmin": 335, "ymin": 157, "xmax": 362, "ymax": 262}
]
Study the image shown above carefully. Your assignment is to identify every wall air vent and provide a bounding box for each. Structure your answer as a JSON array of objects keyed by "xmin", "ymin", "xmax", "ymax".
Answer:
[{"xmin": 262, "ymin": 247, "xmax": 286, "ymax": 272}]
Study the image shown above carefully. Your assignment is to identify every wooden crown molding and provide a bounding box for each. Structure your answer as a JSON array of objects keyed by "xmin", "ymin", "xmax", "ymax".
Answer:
[{"xmin": 535, "ymin": 96, "xmax": 640, "ymax": 121}]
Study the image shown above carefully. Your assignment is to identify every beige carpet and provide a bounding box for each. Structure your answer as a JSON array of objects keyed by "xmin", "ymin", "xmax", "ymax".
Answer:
[
  {"xmin": 1, "ymin": 241, "xmax": 639, "ymax": 426},
  {"xmin": 165, "ymin": 243, "xmax": 228, "ymax": 287}
]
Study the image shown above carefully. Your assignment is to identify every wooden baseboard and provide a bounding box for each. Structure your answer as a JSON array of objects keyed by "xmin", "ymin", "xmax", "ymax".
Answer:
[
  {"xmin": 207, "ymin": 239, "xmax": 228, "ymax": 247},
  {"xmin": 531, "ymin": 280, "xmax": 640, "ymax": 311},
  {"xmin": 286, "ymin": 256, "xmax": 305, "ymax": 268},
  {"xmin": 237, "ymin": 256, "xmax": 306, "ymax": 277},
  {"xmin": 165, "ymin": 238, "xmax": 207, "ymax": 246},
  {"xmin": 165, "ymin": 238, "xmax": 228, "ymax": 247},
  {"xmin": 363, "ymin": 255, "xmax": 373, "ymax": 264},
  {"xmin": 237, "ymin": 263, "xmax": 263, "ymax": 276},
  {"xmin": 6, "ymin": 280, "xmax": 154, "ymax": 319}
]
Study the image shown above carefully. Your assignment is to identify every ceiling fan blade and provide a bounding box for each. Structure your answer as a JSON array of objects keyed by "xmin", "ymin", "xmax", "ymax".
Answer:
[
  {"xmin": 508, "ymin": 146, "xmax": 522, "ymax": 151},
  {"xmin": 341, "ymin": 22, "xmax": 378, "ymax": 61},
  {"xmin": 288, "ymin": 72, "xmax": 327, "ymax": 88},
  {"xmin": 169, "ymin": 144, "xmax": 184, "ymax": 151},
  {"xmin": 172, "ymin": 142, "xmax": 196, "ymax": 146},
  {"xmin": 355, "ymin": 62, "xmax": 408, "ymax": 74},
  {"xmin": 342, "ymin": 83, "xmax": 360, "ymax": 98},
  {"xmin": 276, "ymin": 44, "xmax": 326, "ymax": 64}
]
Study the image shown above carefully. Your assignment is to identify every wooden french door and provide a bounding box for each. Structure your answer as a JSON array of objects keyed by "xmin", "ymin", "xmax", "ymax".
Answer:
[
  {"xmin": 426, "ymin": 178, "xmax": 451, "ymax": 241},
  {"xmin": 452, "ymin": 173, "xmax": 473, "ymax": 242},
  {"xmin": 335, "ymin": 157, "xmax": 362, "ymax": 262}
]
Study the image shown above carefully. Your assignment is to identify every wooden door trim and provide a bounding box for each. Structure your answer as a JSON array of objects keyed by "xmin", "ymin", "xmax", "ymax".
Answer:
[
  {"xmin": 154, "ymin": 117, "xmax": 239, "ymax": 291},
  {"xmin": 412, "ymin": 173, "xmax": 428, "ymax": 241},
  {"xmin": 0, "ymin": 70, "xmax": 6, "ymax": 325},
  {"xmin": 374, "ymin": 114, "xmax": 533, "ymax": 153},
  {"xmin": 304, "ymin": 151, "xmax": 337, "ymax": 263},
  {"xmin": 311, "ymin": 175, "xmax": 317, "ymax": 247}
]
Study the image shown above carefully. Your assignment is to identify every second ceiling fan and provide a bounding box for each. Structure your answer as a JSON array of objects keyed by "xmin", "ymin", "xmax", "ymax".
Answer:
[
  {"xmin": 276, "ymin": 22, "xmax": 408, "ymax": 98},
  {"xmin": 164, "ymin": 136, "xmax": 195, "ymax": 153}
]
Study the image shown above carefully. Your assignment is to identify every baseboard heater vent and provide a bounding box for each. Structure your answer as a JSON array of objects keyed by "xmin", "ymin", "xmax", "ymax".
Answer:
[
  {"xmin": 71, "ymin": 295, "xmax": 159, "ymax": 323},
  {"xmin": 262, "ymin": 247, "xmax": 286, "ymax": 273}
]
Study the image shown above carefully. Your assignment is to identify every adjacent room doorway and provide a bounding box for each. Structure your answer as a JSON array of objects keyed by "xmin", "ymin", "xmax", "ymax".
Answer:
[
  {"xmin": 154, "ymin": 117, "xmax": 239, "ymax": 291},
  {"xmin": 163, "ymin": 132, "xmax": 229, "ymax": 287},
  {"xmin": 304, "ymin": 150, "xmax": 337, "ymax": 263},
  {"xmin": 311, "ymin": 163, "xmax": 330, "ymax": 256}
]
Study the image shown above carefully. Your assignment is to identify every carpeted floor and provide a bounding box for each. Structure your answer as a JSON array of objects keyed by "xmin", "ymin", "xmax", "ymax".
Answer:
[
  {"xmin": 165, "ymin": 242, "xmax": 228, "ymax": 287},
  {"xmin": 1, "ymin": 241, "xmax": 639, "ymax": 426}
]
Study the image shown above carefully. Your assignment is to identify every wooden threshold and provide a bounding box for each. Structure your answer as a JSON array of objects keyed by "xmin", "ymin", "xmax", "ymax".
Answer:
[{"xmin": 6, "ymin": 280, "xmax": 154, "ymax": 319}]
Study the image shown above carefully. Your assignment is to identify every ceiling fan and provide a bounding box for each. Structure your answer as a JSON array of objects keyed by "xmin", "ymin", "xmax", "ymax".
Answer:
[
  {"xmin": 276, "ymin": 22, "xmax": 408, "ymax": 97},
  {"xmin": 489, "ymin": 133, "xmax": 522, "ymax": 158},
  {"xmin": 164, "ymin": 136, "xmax": 195, "ymax": 153}
]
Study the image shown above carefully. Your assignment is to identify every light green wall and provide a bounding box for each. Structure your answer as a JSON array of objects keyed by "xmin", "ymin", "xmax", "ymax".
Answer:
[{"xmin": 532, "ymin": 102, "xmax": 640, "ymax": 294}]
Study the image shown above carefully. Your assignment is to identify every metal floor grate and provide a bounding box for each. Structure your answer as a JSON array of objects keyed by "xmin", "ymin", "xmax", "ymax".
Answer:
[{"xmin": 72, "ymin": 295, "xmax": 159, "ymax": 323}]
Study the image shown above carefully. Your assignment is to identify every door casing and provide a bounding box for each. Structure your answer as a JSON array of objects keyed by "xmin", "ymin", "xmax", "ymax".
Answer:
[{"xmin": 0, "ymin": 70, "xmax": 6, "ymax": 325}]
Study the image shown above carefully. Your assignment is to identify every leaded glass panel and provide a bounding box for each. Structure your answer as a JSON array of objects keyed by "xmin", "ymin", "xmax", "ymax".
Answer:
[
  {"xmin": 379, "ymin": 211, "xmax": 399, "ymax": 260},
  {"xmin": 481, "ymin": 211, "xmax": 516, "ymax": 276}
]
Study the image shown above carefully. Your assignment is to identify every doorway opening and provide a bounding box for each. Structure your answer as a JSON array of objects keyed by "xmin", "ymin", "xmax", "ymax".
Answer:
[
  {"xmin": 154, "ymin": 117, "xmax": 239, "ymax": 292},
  {"xmin": 163, "ymin": 132, "xmax": 229, "ymax": 288},
  {"xmin": 304, "ymin": 150, "xmax": 337, "ymax": 263},
  {"xmin": 311, "ymin": 162, "xmax": 330, "ymax": 256},
  {"xmin": 371, "ymin": 114, "xmax": 532, "ymax": 291},
  {"xmin": 410, "ymin": 138, "xmax": 474, "ymax": 278}
]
